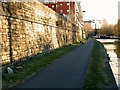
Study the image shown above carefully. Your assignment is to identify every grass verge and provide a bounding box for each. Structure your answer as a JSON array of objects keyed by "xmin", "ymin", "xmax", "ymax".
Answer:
[
  {"xmin": 83, "ymin": 39, "xmax": 111, "ymax": 89},
  {"xmin": 2, "ymin": 42, "xmax": 82, "ymax": 89}
]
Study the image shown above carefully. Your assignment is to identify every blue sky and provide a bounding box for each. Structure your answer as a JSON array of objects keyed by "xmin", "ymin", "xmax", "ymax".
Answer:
[{"xmin": 80, "ymin": 0, "xmax": 119, "ymax": 25}]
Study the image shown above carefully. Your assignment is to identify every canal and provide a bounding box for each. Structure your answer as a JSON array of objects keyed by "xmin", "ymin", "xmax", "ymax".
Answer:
[{"xmin": 97, "ymin": 39, "xmax": 120, "ymax": 88}]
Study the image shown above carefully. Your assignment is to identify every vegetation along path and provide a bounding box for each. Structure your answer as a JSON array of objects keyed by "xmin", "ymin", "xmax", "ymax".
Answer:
[{"xmin": 14, "ymin": 40, "xmax": 94, "ymax": 88}]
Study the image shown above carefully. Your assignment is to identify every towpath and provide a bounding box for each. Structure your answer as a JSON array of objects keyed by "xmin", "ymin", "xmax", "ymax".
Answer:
[{"xmin": 15, "ymin": 40, "xmax": 94, "ymax": 88}]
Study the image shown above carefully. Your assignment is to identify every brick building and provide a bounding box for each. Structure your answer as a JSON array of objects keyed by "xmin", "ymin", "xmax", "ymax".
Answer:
[
  {"xmin": 40, "ymin": 0, "xmax": 85, "ymax": 39},
  {"xmin": 40, "ymin": 0, "xmax": 83, "ymax": 23}
]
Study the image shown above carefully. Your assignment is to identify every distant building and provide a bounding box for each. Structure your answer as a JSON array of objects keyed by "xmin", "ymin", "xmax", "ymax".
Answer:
[
  {"xmin": 41, "ymin": 0, "xmax": 83, "ymax": 24},
  {"xmin": 40, "ymin": 0, "xmax": 85, "ymax": 39},
  {"xmin": 42, "ymin": 0, "xmax": 75, "ymax": 15}
]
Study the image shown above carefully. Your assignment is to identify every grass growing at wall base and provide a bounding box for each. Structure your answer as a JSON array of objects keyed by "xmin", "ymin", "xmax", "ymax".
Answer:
[
  {"xmin": 83, "ymin": 40, "xmax": 111, "ymax": 89},
  {"xmin": 2, "ymin": 42, "xmax": 83, "ymax": 89}
]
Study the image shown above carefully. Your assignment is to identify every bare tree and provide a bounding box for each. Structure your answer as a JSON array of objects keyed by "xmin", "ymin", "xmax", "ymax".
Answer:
[
  {"xmin": 98, "ymin": 19, "xmax": 114, "ymax": 36},
  {"xmin": 114, "ymin": 19, "xmax": 120, "ymax": 36},
  {"xmin": 84, "ymin": 22, "xmax": 94, "ymax": 36}
]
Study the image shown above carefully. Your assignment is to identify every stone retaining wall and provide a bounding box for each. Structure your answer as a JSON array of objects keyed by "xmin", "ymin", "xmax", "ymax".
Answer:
[{"xmin": 0, "ymin": 1, "xmax": 81, "ymax": 65}]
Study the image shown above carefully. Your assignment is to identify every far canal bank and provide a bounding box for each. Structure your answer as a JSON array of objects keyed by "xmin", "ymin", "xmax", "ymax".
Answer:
[{"xmin": 97, "ymin": 39, "xmax": 120, "ymax": 88}]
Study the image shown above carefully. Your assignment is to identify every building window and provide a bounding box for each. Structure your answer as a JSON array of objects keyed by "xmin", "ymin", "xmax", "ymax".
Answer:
[
  {"xmin": 67, "ymin": 10, "xmax": 69, "ymax": 13},
  {"xmin": 67, "ymin": 3, "xmax": 69, "ymax": 6},
  {"xmin": 52, "ymin": 5, "xmax": 54, "ymax": 8},
  {"xmin": 60, "ymin": 3, "xmax": 63, "ymax": 6},
  {"xmin": 60, "ymin": 10, "xmax": 63, "ymax": 13}
]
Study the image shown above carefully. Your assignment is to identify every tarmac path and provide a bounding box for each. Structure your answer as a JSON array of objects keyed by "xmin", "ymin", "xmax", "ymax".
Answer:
[{"xmin": 15, "ymin": 40, "xmax": 94, "ymax": 88}]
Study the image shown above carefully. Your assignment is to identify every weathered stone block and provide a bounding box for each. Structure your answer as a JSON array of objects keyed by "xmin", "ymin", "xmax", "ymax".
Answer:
[{"xmin": 1, "ymin": 1, "xmax": 81, "ymax": 65}]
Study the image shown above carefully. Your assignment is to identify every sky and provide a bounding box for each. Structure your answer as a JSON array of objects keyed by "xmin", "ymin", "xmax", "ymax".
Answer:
[
  {"xmin": 80, "ymin": 0, "xmax": 119, "ymax": 25},
  {"xmin": 118, "ymin": 1, "xmax": 120, "ymax": 19}
]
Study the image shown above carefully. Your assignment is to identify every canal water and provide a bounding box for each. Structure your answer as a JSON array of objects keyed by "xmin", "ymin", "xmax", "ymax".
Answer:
[{"xmin": 97, "ymin": 39, "xmax": 120, "ymax": 88}]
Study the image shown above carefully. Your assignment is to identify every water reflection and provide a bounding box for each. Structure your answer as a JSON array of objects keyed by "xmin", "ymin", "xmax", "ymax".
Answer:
[{"xmin": 97, "ymin": 39, "xmax": 120, "ymax": 88}]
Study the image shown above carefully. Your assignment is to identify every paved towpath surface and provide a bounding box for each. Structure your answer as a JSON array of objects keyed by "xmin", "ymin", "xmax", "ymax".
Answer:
[{"xmin": 15, "ymin": 40, "xmax": 94, "ymax": 88}]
